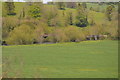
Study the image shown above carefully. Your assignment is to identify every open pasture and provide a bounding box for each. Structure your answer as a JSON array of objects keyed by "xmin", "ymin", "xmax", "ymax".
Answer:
[{"xmin": 2, "ymin": 40, "xmax": 118, "ymax": 78}]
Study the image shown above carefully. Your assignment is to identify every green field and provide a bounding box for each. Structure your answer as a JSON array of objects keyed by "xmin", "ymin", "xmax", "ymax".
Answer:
[{"xmin": 2, "ymin": 40, "xmax": 118, "ymax": 78}]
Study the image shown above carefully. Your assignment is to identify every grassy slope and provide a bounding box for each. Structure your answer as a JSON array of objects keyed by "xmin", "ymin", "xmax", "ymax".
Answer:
[
  {"xmin": 3, "ymin": 40, "xmax": 118, "ymax": 78},
  {"xmin": 2, "ymin": 2, "xmax": 106, "ymax": 23}
]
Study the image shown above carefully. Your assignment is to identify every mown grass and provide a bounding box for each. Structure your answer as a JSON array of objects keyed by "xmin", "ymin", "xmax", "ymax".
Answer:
[{"xmin": 2, "ymin": 40, "xmax": 118, "ymax": 78}]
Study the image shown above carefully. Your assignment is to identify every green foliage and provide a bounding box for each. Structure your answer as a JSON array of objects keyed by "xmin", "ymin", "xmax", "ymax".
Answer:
[
  {"xmin": 67, "ymin": 11, "xmax": 73, "ymax": 25},
  {"xmin": 65, "ymin": 26, "xmax": 85, "ymax": 41},
  {"xmin": 48, "ymin": 26, "xmax": 86, "ymax": 43},
  {"xmin": 20, "ymin": 18, "xmax": 40, "ymax": 29},
  {"xmin": 4, "ymin": 2, "xmax": 16, "ymax": 15},
  {"xmin": 103, "ymin": 21, "xmax": 118, "ymax": 39},
  {"xmin": 28, "ymin": 4, "xmax": 41, "ymax": 19},
  {"xmin": 7, "ymin": 24, "xmax": 34, "ymax": 45},
  {"xmin": 76, "ymin": 15, "xmax": 88, "ymax": 27},
  {"xmin": 34, "ymin": 23, "xmax": 50, "ymax": 43},
  {"xmin": 76, "ymin": 3, "xmax": 88, "ymax": 27},
  {"xmin": 2, "ymin": 2, "xmax": 119, "ymax": 45},
  {"xmin": 18, "ymin": 8, "xmax": 25, "ymax": 19},
  {"xmin": 106, "ymin": 5, "xmax": 115, "ymax": 21},
  {"xmin": 2, "ymin": 17, "xmax": 20, "ymax": 39},
  {"xmin": 42, "ymin": 5, "xmax": 58, "ymax": 27},
  {"xmin": 50, "ymin": 28, "xmax": 68, "ymax": 43}
]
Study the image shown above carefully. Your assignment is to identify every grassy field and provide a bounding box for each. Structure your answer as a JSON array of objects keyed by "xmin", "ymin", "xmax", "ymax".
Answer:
[{"xmin": 2, "ymin": 40, "xmax": 118, "ymax": 78}]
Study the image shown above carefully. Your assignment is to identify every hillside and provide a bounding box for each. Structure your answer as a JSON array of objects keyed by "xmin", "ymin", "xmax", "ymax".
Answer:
[{"xmin": 2, "ymin": 2, "xmax": 118, "ymax": 45}]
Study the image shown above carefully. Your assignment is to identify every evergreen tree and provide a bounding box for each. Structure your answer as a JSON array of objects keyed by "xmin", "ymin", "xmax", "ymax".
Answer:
[
  {"xmin": 75, "ymin": 3, "xmax": 88, "ymax": 27},
  {"xmin": 67, "ymin": 12, "xmax": 73, "ymax": 25},
  {"xmin": 5, "ymin": 2, "xmax": 16, "ymax": 15},
  {"xmin": 18, "ymin": 7, "xmax": 25, "ymax": 19},
  {"xmin": 106, "ymin": 5, "xmax": 115, "ymax": 21},
  {"xmin": 29, "ymin": 3, "xmax": 41, "ymax": 19}
]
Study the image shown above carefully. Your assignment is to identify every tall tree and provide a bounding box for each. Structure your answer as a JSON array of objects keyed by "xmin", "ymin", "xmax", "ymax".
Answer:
[
  {"xmin": 28, "ymin": 3, "xmax": 42, "ymax": 19},
  {"xmin": 75, "ymin": 3, "xmax": 88, "ymax": 27},
  {"xmin": 67, "ymin": 12, "xmax": 73, "ymax": 25},
  {"xmin": 18, "ymin": 7, "xmax": 25, "ymax": 19},
  {"xmin": 4, "ymin": 2, "xmax": 16, "ymax": 15},
  {"xmin": 106, "ymin": 5, "xmax": 115, "ymax": 21}
]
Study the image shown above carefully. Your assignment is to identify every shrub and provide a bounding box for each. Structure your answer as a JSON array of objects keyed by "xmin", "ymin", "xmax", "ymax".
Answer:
[
  {"xmin": 87, "ymin": 26, "xmax": 102, "ymax": 35},
  {"xmin": 2, "ymin": 17, "xmax": 20, "ymax": 39},
  {"xmin": 104, "ymin": 21, "xmax": 118, "ymax": 39},
  {"xmin": 20, "ymin": 18, "xmax": 40, "ymax": 29},
  {"xmin": 2, "ymin": 17, "xmax": 20, "ymax": 31},
  {"xmin": 34, "ymin": 23, "xmax": 52, "ymax": 43},
  {"xmin": 85, "ymin": 20, "xmax": 118, "ymax": 40},
  {"xmin": 50, "ymin": 28, "xmax": 68, "ymax": 43},
  {"xmin": 65, "ymin": 26, "xmax": 86, "ymax": 42},
  {"xmin": 7, "ymin": 24, "xmax": 34, "ymax": 45}
]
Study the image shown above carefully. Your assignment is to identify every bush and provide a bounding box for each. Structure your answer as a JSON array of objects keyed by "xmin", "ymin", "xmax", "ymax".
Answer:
[
  {"xmin": 104, "ymin": 21, "xmax": 118, "ymax": 39},
  {"xmin": 65, "ymin": 26, "xmax": 86, "ymax": 42},
  {"xmin": 2, "ymin": 17, "xmax": 20, "ymax": 31},
  {"xmin": 48, "ymin": 26, "xmax": 86, "ymax": 43},
  {"xmin": 7, "ymin": 24, "xmax": 34, "ymax": 45},
  {"xmin": 2, "ymin": 17, "xmax": 20, "ymax": 39},
  {"xmin": 20, "ymin": 18, "xmax": 40, "ymax": 29},
  {"xmin": 50, "ymin": 28, "xmax": 68, "ymax": 43},
  {"xmin": 84, "ymin": 21, "xmax": 118, "ymax": 40},
  {"xmin": 34, "ymin": 23, "xmax": 52, "ymax": 43}
]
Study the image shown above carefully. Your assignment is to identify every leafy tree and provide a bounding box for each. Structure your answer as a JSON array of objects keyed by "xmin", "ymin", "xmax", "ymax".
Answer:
[
  {"xmin": 4, "ymin": 2, "xmax": 16, "ymax": 15},
  {"xmin": 106, "ymin": 5, "xmax": 115, "ymax": 21},
  {"xmin": 28, "ymin": 3, "xmax": 41, "ymax": 19},
  {"xmin": 75, "ymin": 3, "xmax": 88, "ymax": 27}
]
